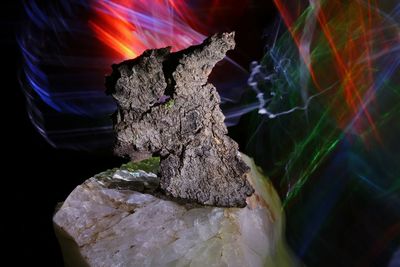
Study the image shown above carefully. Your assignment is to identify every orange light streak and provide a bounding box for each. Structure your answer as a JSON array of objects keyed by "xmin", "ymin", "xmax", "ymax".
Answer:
[{"xmin": 274, "ymin": 0, "xmax": 381, "ymax": 140}]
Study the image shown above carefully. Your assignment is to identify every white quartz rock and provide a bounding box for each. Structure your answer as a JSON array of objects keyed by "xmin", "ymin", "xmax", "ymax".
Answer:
[{"xmin": 53, "ymin": 154, "xmax": 299, "ymax": 267}]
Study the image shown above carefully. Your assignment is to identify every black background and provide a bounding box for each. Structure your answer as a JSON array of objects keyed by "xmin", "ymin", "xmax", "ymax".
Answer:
[
  {"xmin": 4, "ymin": 1, "xmax": 399, "ymax": 267},
  {"xmin": 4, "ymin": 1, "xmax": 122, "ymax": 265}
]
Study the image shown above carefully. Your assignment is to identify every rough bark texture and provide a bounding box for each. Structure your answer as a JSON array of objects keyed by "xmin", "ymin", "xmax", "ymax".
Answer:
[{"xmin": 106, "ymin": 32, "xmax": 254, "ymax": 207}]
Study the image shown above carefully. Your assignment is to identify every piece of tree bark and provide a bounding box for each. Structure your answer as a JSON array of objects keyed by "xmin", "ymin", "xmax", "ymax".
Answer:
[{"xmin": 106, "ymin": 32, "xmax": 254, "ymax": 207}]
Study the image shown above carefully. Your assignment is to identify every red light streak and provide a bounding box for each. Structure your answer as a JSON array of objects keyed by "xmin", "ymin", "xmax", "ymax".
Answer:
[{"xmin": 273, "ymin": 0, "xmax": 382, "ymax": 140}]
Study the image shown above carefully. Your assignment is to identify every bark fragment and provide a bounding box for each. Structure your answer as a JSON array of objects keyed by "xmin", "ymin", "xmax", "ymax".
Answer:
[{"xmin": 106, "ymin": 32, "xmax": 254, "ymax": 207}]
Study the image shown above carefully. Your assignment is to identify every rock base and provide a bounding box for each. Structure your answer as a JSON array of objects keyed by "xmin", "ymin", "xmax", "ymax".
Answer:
[{"xmin": 53, "ymin": 154, "xmax": 299, "ymax": 267}]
